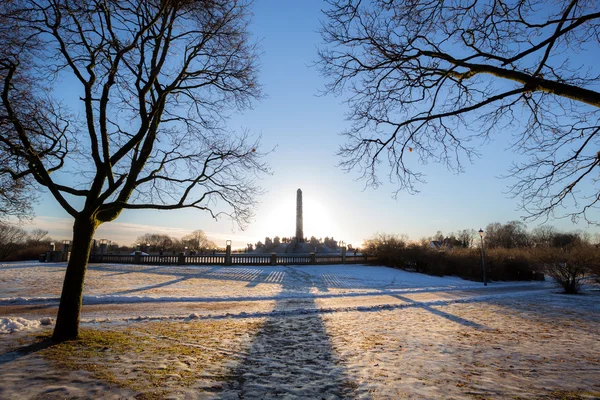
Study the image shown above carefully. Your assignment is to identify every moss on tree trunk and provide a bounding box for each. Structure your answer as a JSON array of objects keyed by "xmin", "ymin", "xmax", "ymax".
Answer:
[{"xmin": 52, "ymin": 216, "xmax": 97, "ymax": 342}]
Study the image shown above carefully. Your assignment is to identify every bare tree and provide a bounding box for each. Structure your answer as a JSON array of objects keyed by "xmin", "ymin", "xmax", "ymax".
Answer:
[
  {"xmin": 531, "ymin": 225, "xmax": 558, "ymax": 248},
  {"xmin": 0, "ymin": 178, "xmax": 34, "ymax": 223},
  {"xmin": 484, "ymin": 221, "xmax": 530, "ymax": 249},
  {"xmin": 456, "ymin": 229, "xmax": 476, "ymax": 248},
  {"xmin": 1, "ymin": 0, "xmax": 266, "ymax": 341},
  {"xmin": 135, "ymin": 233, "xmax": 176, "ymax": 252},
  {"xmin": 0, "ymin": 3, "xmax": 40, "ymax": 223},
  {"xmin": 181, "ymin": 229, "xmax": 216, "ymax": 251},
  {"xmin": 0, "ymin": 222, "xmax": 28, "ymax": 260},
  {"xmin": 27, "ymin": 228, "xmax": 50, "ymax": 245},
  {"xmin": 319, "ymin": 0, "xmax": 600, "ymax": 224}
]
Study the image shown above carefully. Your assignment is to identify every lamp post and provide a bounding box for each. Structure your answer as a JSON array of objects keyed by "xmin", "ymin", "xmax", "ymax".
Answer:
[{"xmin": 478, "ymin": 229, "xmax": 487, "ymax": 286}]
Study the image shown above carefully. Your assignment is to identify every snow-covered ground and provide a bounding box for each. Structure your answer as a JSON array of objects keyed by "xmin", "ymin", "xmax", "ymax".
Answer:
[{"xmin": 0, "ymin": 261, "xmax": 599, "ymax": 399}]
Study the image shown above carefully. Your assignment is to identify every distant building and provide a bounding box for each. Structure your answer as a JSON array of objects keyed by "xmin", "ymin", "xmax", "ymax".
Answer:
[{"xmin": 430, "ymin": 238, "xmax": 453, "ymax": 251}]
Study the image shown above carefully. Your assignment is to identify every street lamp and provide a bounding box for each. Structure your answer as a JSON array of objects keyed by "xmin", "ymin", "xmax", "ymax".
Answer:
[
  {"xmin": 478, "ymin": 229, "xmax": 487, "ymax": 286},
  {"xmin": 226, "ymin": 240, "xmax": 232, "ymax": 247},
  {"xmin": 62, "ymin": 240, "xmax": 71, "ymax": 245}
]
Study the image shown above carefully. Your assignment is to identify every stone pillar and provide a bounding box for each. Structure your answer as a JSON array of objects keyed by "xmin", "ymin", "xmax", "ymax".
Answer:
[
  {"xmin": 225, "ymin": 242, "xmax": 232, "ymax": 266},
  {"xmin": 46, "ymin": 242, "xmax": 55, "ymax": 263},
  {"xmin": 295, "ymin": 188, "xmax": 304, "ymax": 243},
  {"xmin": 271, "ymin": 252, "xmax": 277, "ymax": 266},
  {"xmin": 52, "ymin": 251, "xmax": 64, "ymax": 262},
  {"xmin": 341, "ymin": 246, "xmax": 347, "ymax": 264},
  {"xmin": 135, "ymin": 251, "xmax": 142, "ymax": 264},
  {"xmin": 99, "ymin": 239, "xmax": 108, "ymax": 255},
  {"xmin": 62, "ymin": 241, "xmax": 71, "ymax": 262},
  {"xmin": 177, "ymin": 252, "xmax": 185, "ymax": 265},
  {"xmin": 310, "ymin": 252, "xmax": 316, "ymax": 265}
]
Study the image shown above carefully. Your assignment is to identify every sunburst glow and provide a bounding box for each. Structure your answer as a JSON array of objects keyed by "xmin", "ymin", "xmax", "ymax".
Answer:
[{"xmin": 257, "ymin": 194, "xmax": 342, "ymax": 242}]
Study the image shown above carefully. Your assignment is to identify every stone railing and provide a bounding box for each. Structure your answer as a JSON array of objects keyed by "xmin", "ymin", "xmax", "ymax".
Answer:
[{"xmin": 88, "ymin": 252, "xmax": 378, "ymax": 266}]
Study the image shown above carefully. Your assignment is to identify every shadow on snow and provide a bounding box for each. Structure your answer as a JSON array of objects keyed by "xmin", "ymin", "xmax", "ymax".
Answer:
[{"xmin": 219, "ymin": 266, "xmax": 355, "ymax": 398}]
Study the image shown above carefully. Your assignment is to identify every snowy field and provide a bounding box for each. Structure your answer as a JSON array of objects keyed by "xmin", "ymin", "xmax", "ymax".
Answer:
[{"xmin": 0, "ymin": 261, "xmax": 599, "ymax": 399}]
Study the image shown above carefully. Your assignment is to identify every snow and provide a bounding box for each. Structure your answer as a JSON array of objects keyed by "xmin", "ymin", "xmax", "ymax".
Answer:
[
  {"xmin": 0, "ymin": 262, "xmax": 544, "ymax": 301},
  {"xmin": 1, "ymin": 261, "xmax": 599, "ymax": 399},
  {"xmin": 0, "ymin": 317, "xmax": 54, "ymax": 334}
]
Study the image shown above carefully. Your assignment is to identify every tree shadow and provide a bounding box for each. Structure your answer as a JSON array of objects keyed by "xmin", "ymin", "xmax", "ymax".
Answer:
[
  {"xmin": 102, "ymin": 265, "xmax": 166, "ymax": 277},
  {"xmin": 390, "ymin": 294, "xmax": 488, "ymax": 330},
  {"xmin": 111, "ymin": 276, "xmax": 190, "ymax": 295},
  {"xmin": 0, "ymin": 337, "xmax": 54, "ymax": 366},
  {"xmin": 221, "ymin": 266, "xmax": 354, "ymax": 398}
]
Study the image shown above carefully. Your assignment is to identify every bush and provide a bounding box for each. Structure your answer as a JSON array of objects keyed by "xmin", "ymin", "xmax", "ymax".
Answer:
[
  {"xmin": 12, "ymin": 244, "xmax": 52, "ymax": 261},
  {"xmin": 363, "ymin": 233, "xmax": 409, "ymax": 269},
  {"xmin": 364, "ymin": 233, "xmax": 600, "ymax": 289},
  {"xmin": 545, "ymin": 262, "xmax": 586, "ymax": 294},
  {"xmin": 365, "ymin": 233, "xmax": 539, "ymax": 282},
  {"xmin": 539, "ymin": 246, "xmax": 599, "ymax": 294}
]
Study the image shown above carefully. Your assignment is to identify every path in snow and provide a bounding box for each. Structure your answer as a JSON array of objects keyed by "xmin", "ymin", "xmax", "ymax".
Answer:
[{"xmin": 220, "ymin": 267, "xmax": 354, "ymax": 399}]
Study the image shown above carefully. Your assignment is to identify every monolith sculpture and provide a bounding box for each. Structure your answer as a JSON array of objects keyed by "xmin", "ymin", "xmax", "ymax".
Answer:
[{"xmin": 296, "ymin": 188, "xmax": 304, "ymax": 243}]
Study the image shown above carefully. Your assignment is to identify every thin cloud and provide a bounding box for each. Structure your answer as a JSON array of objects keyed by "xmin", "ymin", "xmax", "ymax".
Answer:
[{"xmin": 28, "ymin": 216, "xmax": 254, "ymax": 247}]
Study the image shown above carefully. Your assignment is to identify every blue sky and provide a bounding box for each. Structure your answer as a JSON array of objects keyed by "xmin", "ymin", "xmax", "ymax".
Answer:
[{"xmin": 29, "ymin": 0, "xmax": 600, "ymax": 248}]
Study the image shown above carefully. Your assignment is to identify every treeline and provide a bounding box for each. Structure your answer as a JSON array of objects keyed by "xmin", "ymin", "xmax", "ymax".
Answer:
[
  {"xmin": 133, "ymin": 230, "xmax": 217, "ymax": 254},
  {"xmin": 419, "ymin": 221, "xmax": 592, "ymax": 250},
  {"xmin": 0, "ymin": 222, "xmax": 54, "ymax": 261},
  {"xmin": 364, "ymin": 222, "xmax": 600, "ymax": 294},
  {"xmin": 0, "ymin": 224, "xmax": 219, "ymax": 260}
]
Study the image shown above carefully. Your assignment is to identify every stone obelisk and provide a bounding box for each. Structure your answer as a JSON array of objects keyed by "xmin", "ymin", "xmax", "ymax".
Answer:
[{"xmin": 296, "ymin": 188, "xmax": 304, "ymax": 243}]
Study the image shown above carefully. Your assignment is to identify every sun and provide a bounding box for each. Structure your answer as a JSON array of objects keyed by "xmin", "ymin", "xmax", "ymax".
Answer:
[
  {"xmin": 303, "ymin": 198, "xmax": 342, "ymax": 241},
  {"xmin": 257, "ymin": 194, "xmax": 342, "ymax": 241}
]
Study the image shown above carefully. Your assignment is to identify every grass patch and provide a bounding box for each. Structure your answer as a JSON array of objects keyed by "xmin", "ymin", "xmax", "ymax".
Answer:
[
  {"xmin": 38, "ymin": 319, "xmax": 263, "ymax": 398},
  {"xmin": 544, "ymin": 390, "xmax": 600, "ymax": 400}
]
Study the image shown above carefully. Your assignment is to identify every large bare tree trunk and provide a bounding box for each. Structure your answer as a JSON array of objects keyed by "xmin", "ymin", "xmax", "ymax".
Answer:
[
  {"xmin": 2, "ymin": 0, "xmax": 265, "ymax": 342},
  {"xmin": 52, "ymin": 216, "xmax": 97, "ymax": 342}
]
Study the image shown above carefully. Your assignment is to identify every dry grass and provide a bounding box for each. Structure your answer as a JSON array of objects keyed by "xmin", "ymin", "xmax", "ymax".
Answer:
[{"xmin": 38, "ymin": 319, "xmax": 264, "ymax": 398}]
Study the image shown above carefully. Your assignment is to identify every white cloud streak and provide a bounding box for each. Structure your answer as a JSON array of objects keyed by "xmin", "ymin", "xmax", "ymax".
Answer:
[{"xmin": 28, "ymin": 216, "xmax": 256, "ymax": 248}]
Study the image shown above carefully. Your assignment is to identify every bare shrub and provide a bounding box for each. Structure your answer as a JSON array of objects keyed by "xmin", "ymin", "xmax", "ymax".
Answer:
[
  {"xmin": 364, "ymin": 233, "xmax": 409, "ymax": 269},
  {"xmin": 0, "ymin": 222, "xmax": 54, "ymax": 261},
  {"xmin": 12, "ymin": 243, "xmax": 50, "ymax": 262},
  {"xmin": 540, "ymin": 246, "xmax": 599, "ymax": 294},
  {"xmin": 0, "ymin": 222, "xmax": 27, "ymax": 260}
]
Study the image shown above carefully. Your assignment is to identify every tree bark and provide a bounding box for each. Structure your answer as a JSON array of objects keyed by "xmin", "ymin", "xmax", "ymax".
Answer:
[{"xmin": 52, "ymin": 215, "xmax": 97, "ymax": 342}]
